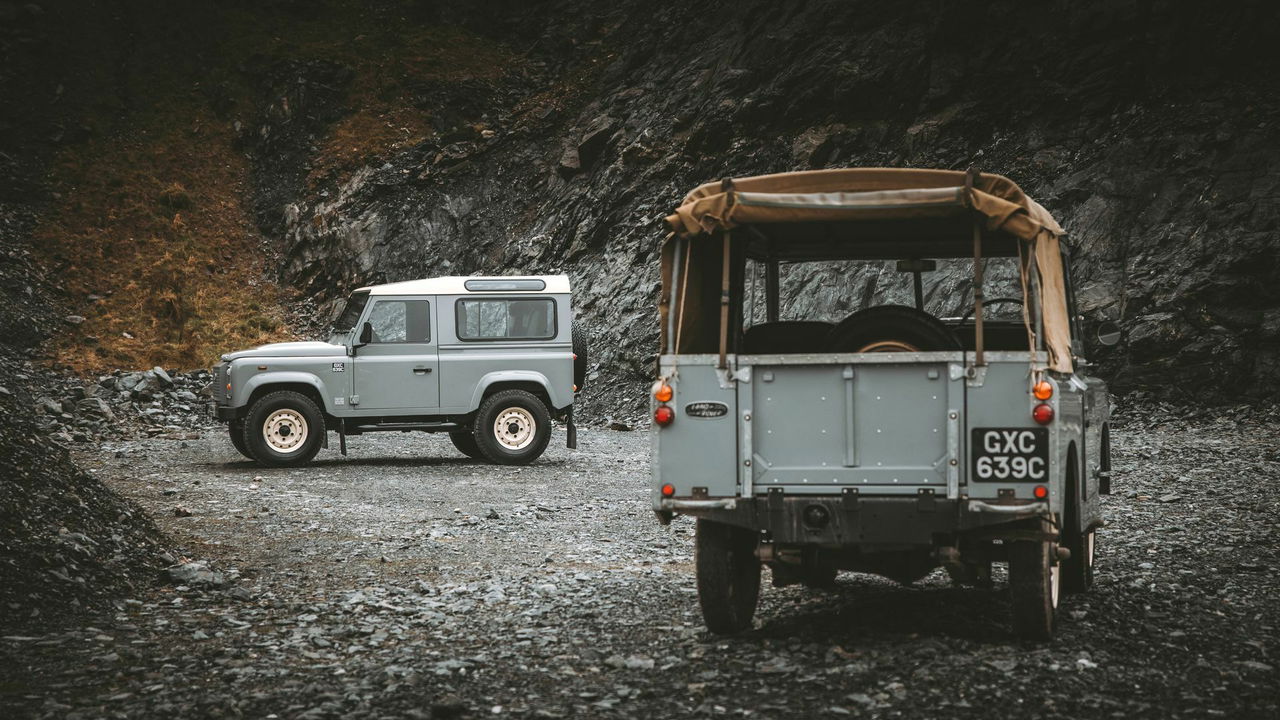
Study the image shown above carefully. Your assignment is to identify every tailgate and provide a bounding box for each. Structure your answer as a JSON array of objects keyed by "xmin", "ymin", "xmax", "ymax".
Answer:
[{"xmin": 745, "ymin": 361, "xmax": 962, "ymax": 496}]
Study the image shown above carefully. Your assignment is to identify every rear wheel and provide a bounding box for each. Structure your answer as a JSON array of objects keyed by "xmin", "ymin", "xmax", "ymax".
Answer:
[
  {"xmin": 1009, "ymin": 519, "xmax": 1059, "ymax": 641},
  {"xmin": 228, "ymin": 421, "xmax": 252, "ymax": 460},
  {"xmin": 1062, "ymin": 453, "xmax": 1096, "ymax": 593},
  {"xmin": 695, "ymin": 519, "xmax": 761, "ymax": 634},
  {"xmin": 473, "ymin": 389, "xmax": 552, "ymax": 465},
  {"xmin": 243, "ymin": 391, "xmax": 325, "ymax": 468},
  {"xmin": 449, "ymin": 430, "xmax": 483, "ymax": 460}
]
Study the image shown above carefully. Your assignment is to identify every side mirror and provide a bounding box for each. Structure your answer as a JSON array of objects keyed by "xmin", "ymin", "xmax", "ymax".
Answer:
[
  {"xmin": 359, "ymin": 322, "xmax": 373, "ymax": 345},
  {"xmin": 1095, "ymin": 320, "xmax": 1122, "ymax": 347}
]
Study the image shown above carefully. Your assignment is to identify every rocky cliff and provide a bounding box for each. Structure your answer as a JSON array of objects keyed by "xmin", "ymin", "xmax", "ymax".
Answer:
[
  {"xmin": 5, "ymin": 0, "xmax": 1279, "ymax": 414},
  {"xmin": 253, "ymin": 1, "xmax": 1280, "ymax": 414}
]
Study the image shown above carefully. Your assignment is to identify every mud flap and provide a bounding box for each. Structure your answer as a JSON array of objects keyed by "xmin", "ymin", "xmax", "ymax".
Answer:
[
  {"xmin": 566, "ymin": 406, "xmax": 578, "ymax": 450},
  {"xmin": 338, "ymin": 420, "xmax": 348, "ymax": 456}
]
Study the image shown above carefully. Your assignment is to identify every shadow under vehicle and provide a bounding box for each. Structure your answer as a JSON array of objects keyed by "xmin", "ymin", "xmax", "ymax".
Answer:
[
  {"xmin": 211, "ymin": 275, "xmax": 586, "ymax": 467},
  {"xmin": 650, "ymin": 168, "xmax": 1119, "ymax": 640}
]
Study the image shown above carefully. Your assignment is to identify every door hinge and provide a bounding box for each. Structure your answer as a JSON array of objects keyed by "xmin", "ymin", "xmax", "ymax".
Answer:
[{"xmin": 349, "ymin": 394, "xmax": 360, "ymax": 406}]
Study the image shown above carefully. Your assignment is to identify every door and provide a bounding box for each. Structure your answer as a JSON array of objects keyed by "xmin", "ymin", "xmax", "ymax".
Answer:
[{"xmin": 353, "ymin": 297, "xmax": 440, "ymax": 411}]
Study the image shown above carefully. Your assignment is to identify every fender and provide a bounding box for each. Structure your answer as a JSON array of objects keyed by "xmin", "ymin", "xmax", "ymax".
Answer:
[
  {"xmin": 468, "ymin": 370, "xmax": 566, "ymax": 413},
  {"xmin": 233, "ymin": 371, "xmax": 332, "ymax": 414}
]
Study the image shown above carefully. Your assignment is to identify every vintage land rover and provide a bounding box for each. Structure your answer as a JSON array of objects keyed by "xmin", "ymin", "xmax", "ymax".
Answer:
[
  {"xmin": 650, "ymin": 168, "xmax": 1119, "ymax": 640},
  {"xmin": 212, "ymin": 275, "xmax": 584, "ymax": 467}
]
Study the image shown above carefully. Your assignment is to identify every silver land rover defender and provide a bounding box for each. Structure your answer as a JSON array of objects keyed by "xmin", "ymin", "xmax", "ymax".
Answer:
[
  {"xmin": 651, "ymin": 168, "xmax": 1119, "ymax": 640},
  {"xmin": 212, "ymin": 275, "xmax": 584, "ymax": 467}
]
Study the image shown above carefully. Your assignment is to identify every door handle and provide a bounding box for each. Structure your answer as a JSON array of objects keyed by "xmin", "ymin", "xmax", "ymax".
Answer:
[{"xmin": 412, "ymin": 367, "xmax": 433, "ymax": 374}]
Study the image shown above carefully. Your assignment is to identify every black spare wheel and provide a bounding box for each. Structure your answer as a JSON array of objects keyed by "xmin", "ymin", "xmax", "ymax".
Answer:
[
  {"xmin": 242, "ymin": 390, "xmax": 325, "ymax": 468},
  {"xmin": 825, "ymin": 305, "xmax": 963, "ymax": 353},
  {"xmin": 473, "ymin": 389, "xmax": 553, "ymax": 465},
  {"xmin": 572, "ymin": 321, "xmax": 589, "ymax": 392}
]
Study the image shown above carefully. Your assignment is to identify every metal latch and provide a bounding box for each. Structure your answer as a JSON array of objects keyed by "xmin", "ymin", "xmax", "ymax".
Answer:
[
  {"xmin": 841, "ymin": 487, "xmax": 859, "ymax": 512},
  {"xmin": 917, "ymin": 488, "xmax": 936, "ymax": 512}
]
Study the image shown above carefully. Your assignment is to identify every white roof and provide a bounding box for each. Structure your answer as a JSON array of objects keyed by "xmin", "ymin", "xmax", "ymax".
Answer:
[{"xmin": 360, "ymin": 274, "xmax": 571, "ymax": 296}]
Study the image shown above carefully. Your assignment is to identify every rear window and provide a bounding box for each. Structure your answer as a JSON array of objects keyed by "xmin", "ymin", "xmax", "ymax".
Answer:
[{"xmin": 456, "ymin": 298, "xmax": 556, "ymax": 341}]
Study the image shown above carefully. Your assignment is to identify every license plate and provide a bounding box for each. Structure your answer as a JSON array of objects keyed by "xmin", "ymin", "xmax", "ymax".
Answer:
[{"xmin": 971, "ymin": 428, "xmax": 1049, "ymax": 482}]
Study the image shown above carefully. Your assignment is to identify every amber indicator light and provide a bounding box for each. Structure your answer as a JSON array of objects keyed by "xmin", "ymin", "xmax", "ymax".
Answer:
[{"xmin": 1033, "ymin": 380, "xmax": 1053, "ymax": 400}]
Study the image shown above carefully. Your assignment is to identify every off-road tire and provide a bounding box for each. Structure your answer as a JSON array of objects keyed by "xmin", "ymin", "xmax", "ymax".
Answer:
[
  {"xmin": 449, "ymin": 430, "xmax": 483, "ymax": 460},
  {"xmin": 825, "ymin": 305, "xmax": 962, "ymax": 353},
  {"xmin": 695, "ymin": 519, "xmax": 761, "ymax": 634},
  {"xmin": 472, "ymin": 389, "xmax": 552, "ymax": 465},
  {"xmin": 1062, "ymin": 454, "xmax": 1096, "ymax": 594},
  {"xmin": 228, "ymin": 421, "xmax": 253, "ymax": 460},
  {"xmin": 1009, "ymin": 520, "xmax": 1059, "ymax": 641},
  {"xmin": 242, "ymin": 391, "xmax": 325, "ymax": 468},
  {"xmin": 572, "ymin": 322, "xmax": 589, "ymax": 392}
]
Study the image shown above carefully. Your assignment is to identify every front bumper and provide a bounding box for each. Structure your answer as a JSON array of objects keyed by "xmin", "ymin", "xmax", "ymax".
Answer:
[
  {"xmin": 661, "ymin": 495, "xmax": 1047, "ymax": 546},
  {"xmin": 211, "ymin": 403, "xmax": 238, "ymax": 422}
]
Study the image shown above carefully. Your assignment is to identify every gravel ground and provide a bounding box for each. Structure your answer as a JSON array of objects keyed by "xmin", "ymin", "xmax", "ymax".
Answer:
[{"xmin": 2, "ymin": 414, "xmax": 1278, "ymax": 719}]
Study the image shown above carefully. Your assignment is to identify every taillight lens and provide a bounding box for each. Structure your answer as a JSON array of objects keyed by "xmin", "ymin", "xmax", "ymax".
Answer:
[
  {"xmin": 661, "ymin": 483, "xmax": 675, "ymax": 497},
  {"xmin": 653, "ymin": 382, "xmax": 673, "ymax": 403},
  {"xmin": 1033, "ymin": 380, "xmax": 1053, "ymax": 400},
  {"xmin": 1032, "ymin": 403, "xmax": 1054, "ymax": 425},
  {"xmin": 654, "ymin": 405, "xmax": 675, "ymax": 426},
  {"xmin": 1033, "ymin": 485, "xmax": 1048, "ymax": 499}
]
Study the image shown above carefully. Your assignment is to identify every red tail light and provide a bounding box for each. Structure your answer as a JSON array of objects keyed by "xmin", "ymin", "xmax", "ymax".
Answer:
[
  {"xmin": 1033, "ymin": 485, "xmax": 1048, "ymax": 499},
  {"xmin": 661, "ymin": 483, "xmax": 675, "ymax": 497},
  {"xmin": 654, "ymin": 405, "xmax": 675, "ymax": 426},
  {"xmin": 1032, "ymin": 403, "xmax": 1054, "ymax": 425}
]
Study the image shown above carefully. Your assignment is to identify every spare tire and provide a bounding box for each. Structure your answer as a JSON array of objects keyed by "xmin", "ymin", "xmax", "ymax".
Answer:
[
  {"xmin": 572, "ymin": 321, "xmax": 589, "ymax": 392},
  {"xmin": 825, "ymin": 305, "xmax": 962, "ymax": 353}
]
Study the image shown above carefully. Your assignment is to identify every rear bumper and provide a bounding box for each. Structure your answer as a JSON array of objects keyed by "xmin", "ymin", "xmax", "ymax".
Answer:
[{"xmin": 664, "ymin": 495, "xmax": 1047, "ymax": 546}]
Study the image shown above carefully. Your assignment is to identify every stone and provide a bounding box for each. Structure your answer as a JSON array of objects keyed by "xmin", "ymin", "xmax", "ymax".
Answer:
[{"xmin": 165, "ymin": 562, "xmax": 224, "ymax": 587}]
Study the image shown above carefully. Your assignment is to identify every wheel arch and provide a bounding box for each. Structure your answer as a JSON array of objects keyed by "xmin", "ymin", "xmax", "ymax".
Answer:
[
  {"xmin": 246, "ymin": 381, "xmax": 328, "ymax": 419},
  {"xmin": 469, "ymin": 372, "xmax": 558, "ymax": 414}
]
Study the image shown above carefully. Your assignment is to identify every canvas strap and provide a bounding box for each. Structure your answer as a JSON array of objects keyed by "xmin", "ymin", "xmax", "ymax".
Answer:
[{"xmin": 717, "ymin": 178, "xmax": 735, "ymax": 370}]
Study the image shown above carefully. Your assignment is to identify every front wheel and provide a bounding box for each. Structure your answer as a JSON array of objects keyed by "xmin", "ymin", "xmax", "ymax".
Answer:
[
  {"xmin": 242, "ymin": 391, "xmax": 325, "ymax": 468},
  {"xmin": 695, "ymin": 519, "xmax": 761, "ymax": 634},
  {"xmin": 1008, "ymin": 520, "xmax": 1059, "ymax": 641},
  {"xmin": 472, "ymin": 389, "xmax": 552, "ymax": 465}
]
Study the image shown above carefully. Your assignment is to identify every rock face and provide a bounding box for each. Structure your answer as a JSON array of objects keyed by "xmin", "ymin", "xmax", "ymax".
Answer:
[{"xmin": 254, "ymin": 1, "xmax": 1279, "ymax": 413}]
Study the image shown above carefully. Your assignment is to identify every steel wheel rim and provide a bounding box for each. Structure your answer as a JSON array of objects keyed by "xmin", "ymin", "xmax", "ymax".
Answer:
[
  {"xmin": 857, "ymin": 339, "xmax": 920, "ymax": 353},
  {"xmin": 264, "ymin": 408, "xmax": 308, "ymax": 453},
  {"xmin": 494, "ymin": 407, "xmax": 535, "ymax": 450}
]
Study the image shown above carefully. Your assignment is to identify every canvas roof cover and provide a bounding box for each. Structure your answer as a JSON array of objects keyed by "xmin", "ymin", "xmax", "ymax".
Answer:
[{"xmin": 659, "ymin": 168, "xmax": 1074, "ymax": 373}]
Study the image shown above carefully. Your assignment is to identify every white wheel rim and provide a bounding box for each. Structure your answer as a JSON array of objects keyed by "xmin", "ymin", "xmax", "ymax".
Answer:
[
  {"xmin": 1086, "ymin": 531, "xmax": 1095, "ymax": 567},
  {"xmin": 493, "ymin": 407, "xmax": 536, "ymax": 450},
  {"xmin": 263, "ymin": 409, "xmax": 308, "ymax": 453}
]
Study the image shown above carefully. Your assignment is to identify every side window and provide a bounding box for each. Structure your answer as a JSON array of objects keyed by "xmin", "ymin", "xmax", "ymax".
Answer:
[
  {"xmin": 366, "ymin": 300, "xmax": 430, "ymax": 343},
  {"xmin": 456, "ymin": 298, "xmax": 556, "ymax": 341}
]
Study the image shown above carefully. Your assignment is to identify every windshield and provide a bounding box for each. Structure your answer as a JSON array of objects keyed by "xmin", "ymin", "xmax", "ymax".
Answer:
[{"xmin": 328, "ymin": 291, "xmax": 370, "ymax": 343}]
